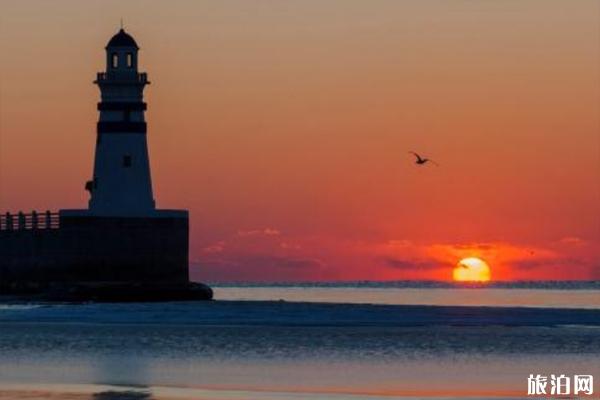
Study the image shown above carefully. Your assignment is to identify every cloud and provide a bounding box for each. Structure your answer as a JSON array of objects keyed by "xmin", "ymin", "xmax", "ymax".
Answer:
[
  {"xmin": 279, "ymin": 257, "xmax": 325, "ymax": 270},
  {"xmin": 384, "ymin": 257, "xmax": 441, "ymax": 270},
  {"xmin": 452, "ymin": 243, "xmax": 494, "ymax": 251},
  {"xmin": 237, "ymin": 228, "xmax": 281, "ymax": 237},
  {"xmin": 202, "ymin": 241, "xmax": 225, "ymax": 254},
  {"xmin": 232, "ymin": 254, "xmax": 324, "ymax": 270},
  {"xmin": 193, "ymin": 230, "xmax": 600, "ymax": 281},
  {"xmin": 386, "ymin": 239, "xmax": 414, "ymax": 248},
  {"xmin": 191, "ymin": 254, "xmax": 325, "ymax": 282},
  {"xmin": 511, "ymin": 257, "xmax": 587, "ymax": 270},
  {"xmin": 376, "ymin": 239, "xmax": 597, "ymax": 279},
  {"xmin": 558, "ymin": 237, "xmax": 587, "ymax": 247},
  {"xmin": 280, "ymin": 241, "xmax": 301, "ymax": 250},
  {"xmin": 193, "ymin": 226, "xmax": 330, "ymax": 281}
]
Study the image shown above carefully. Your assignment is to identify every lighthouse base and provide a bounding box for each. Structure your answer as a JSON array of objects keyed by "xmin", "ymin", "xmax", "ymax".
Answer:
[{"xmin": 0, "ymin": 210, "xmax": 212, "ymax": 300}]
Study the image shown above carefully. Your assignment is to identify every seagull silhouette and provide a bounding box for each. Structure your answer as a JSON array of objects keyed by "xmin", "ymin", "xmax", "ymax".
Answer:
[{"xmin": 409, "ymin": 151, "xmax": 439, "ymax": 166}]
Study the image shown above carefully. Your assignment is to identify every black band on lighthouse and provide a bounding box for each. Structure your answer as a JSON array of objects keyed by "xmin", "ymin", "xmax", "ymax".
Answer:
[
  {"xmin": 98, "ymin": 102, "xmax": 147, "ymax": 111},
  {"xmin": 97, "ymin": 121, "xmax": 147, "ymax": 134}
]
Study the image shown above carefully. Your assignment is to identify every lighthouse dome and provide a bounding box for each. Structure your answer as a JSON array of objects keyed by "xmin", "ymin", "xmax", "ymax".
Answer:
[{"xmin": 106, "ymin": 29, "xmax": 138, "ymax": 49}]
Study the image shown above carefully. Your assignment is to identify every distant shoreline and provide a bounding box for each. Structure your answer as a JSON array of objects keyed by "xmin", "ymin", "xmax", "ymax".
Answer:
[{"xmin": 207, "ymin": 280, "xmax": 600, "ymax": 289}]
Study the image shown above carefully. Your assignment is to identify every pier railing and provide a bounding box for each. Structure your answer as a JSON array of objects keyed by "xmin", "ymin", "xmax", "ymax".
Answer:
[{"xmin": 0, "ymin": 211, "xmax": 59, "ymax": 231}]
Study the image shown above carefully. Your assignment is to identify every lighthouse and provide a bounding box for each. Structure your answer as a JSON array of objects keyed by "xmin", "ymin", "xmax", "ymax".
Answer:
[
  {"xmin": 0, "ymin": 27, "xmax": 212, "ymax": 300},
  {"xmin": 87, "ymin": 28, "xmax": 155, "ymax": 215}
]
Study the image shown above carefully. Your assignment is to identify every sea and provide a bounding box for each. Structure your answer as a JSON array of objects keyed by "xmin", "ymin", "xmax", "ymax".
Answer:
[{"xmin": 0, "ymin": 281, "xmax": 599, "ymax": 400}]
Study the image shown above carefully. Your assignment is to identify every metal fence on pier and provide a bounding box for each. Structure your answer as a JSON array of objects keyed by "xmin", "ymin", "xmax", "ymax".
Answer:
[{"xmin": 0, "ymin": 211, "xmax": 59, "ymax": 231}]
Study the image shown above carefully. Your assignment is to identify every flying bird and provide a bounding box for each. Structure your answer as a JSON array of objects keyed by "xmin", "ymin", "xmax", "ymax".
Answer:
[{"xmin": 409, "ymin": 151, "xmax": 439, "ymax": 166}]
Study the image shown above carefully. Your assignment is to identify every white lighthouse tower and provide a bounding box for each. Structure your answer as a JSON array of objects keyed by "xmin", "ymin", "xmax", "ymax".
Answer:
[{"xmin": 87, "ymin": 28, "xmax": 155, "ymax": 215}]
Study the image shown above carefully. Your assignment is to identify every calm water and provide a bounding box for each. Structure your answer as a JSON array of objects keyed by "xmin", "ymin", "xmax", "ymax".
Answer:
[
  {"xmin": 212, "ymin": 281, "xmax": 600, "ymax": 309},
  {"xmin": 0, "ymin": 283, "xmax": 599, "ymax": 399}
]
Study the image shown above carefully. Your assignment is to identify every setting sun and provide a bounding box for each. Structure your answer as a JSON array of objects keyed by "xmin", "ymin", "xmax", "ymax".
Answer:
[{"xmin": 453, "ymin": 257, "xmax": 491, "ymax": 282}]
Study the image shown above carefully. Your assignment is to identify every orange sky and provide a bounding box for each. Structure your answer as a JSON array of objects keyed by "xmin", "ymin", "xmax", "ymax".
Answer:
[{"xmin": 0, "ymin": 0, "xmax": 599, "ymax": 281}]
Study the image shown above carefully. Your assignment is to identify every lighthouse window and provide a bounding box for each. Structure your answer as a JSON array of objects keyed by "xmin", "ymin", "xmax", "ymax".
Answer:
[
  {"xmin": 112, "ymin": 53, "xmax": 118, "ymax": 68},
  {"xmin": 123, "ymin": 155, "xmax": 132, "ymax": 168},
  {"xmin": 126, "ymin": 53, "xmax": 133, "ymax": 68}
]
